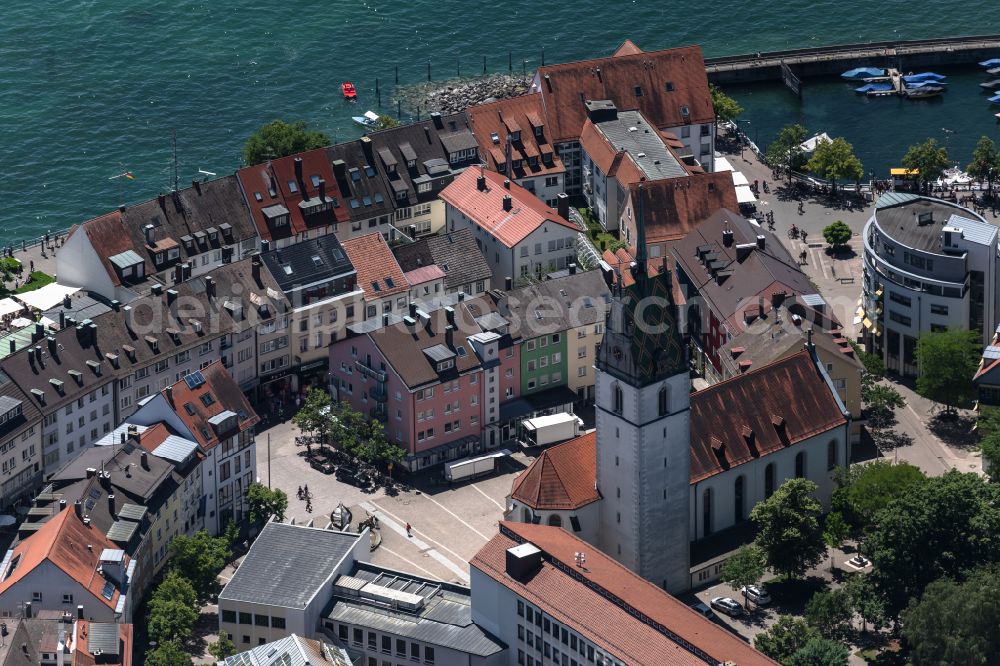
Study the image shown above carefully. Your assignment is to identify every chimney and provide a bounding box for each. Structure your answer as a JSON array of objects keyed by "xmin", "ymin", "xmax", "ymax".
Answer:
[
  {"xmin": 261, "ymin": 239, "xmax": 271, "ymax": 253},
  {"xmin": 63, "ymin": 294, "xmax": 71, "ymax": 308},
  {"xmin": 76, "ymin": 605, "xmax": 84, "ymax": 620},
  {"xmin": 165, "ymin": 385, "xmax": 173, "ymax": 405},
  {"xmin": 144, "ymin": 224, "xmax": 155, "ymax": 244},
  {"xmin": 294, "ymin": 157, "xmax": 303, "ymax": 183},
  {"xmin": 34, "ymin": 322, "xmax": 43, "ymax": 340},
  {"xmin": 444, "ymin": 306, "xmax": 455, "ymax": 326},
  {"xmin": 404, "ymin": 316, "xmax": 417, "ymax": 336},
  {"xmin": 59, "ymin": 499, "xmax": 66, "ymax": 512},
  {"xmin": 476, "ymin": 174, "xmax": 487, "ymax": 191},
  {"xmin": 445, "ymin": 325, "xmax": 454, "ymax": 349},
  {"xmin": 8, "ymin": 341, "xmax": 14, "ymax": 355},
  {"xmin": 75, "ymin": 499, "xmax": 84, "ymax": 517},
  {"xmin": 192, "ymin": 179, "xmax": 202, "ymax": 194},
  {"xmin": 735, "ymin": 243, "xmax": 755, "ymax": 262},
  {"xmin": 151, "ymin": 284, "xmax": 163, "ymax": 297},
  {"xmin": 251, "ymin": 257, "xmax": 262, "ymax": 284},
  {"xmin": 382, "ymin": 313, "xmax": 390, "ymax": 327},
  {"xmin": 503, "ymin": 179, "xmax": 511, "ymax": 190},
  {"xmin": 158, "ymin": 193, "xmax": 165, "ymax": 209},
  {"xmin": 557, "ymin": 192, "xmax": 569, "ymax": 220},
  {"xmin": 418, "ymin": 311, "xmax": 432, "ymax": 335},
  {"xmin": 505, "ymin": 542, "xmax": 543, "ymax": 581},
  {"xmin": 166, "ymin": 289, "xmax": 178, "ymax": 305},
  {"xmin": 24, "ymin": 602, "xmax": 31, "ymax": 619},
  {"xmin": 205, "ymin": 277, "xmax": 215, "ymax": 298},
  {"xmin": 318, "ymin": 178, "xmax": 327, "ymax": 201},
  {"xmin": 141, "ymin": 451, "xmax": 149, "ymax": 470},
  {"xmin": 722, "ymin": 228, "xmax": 734, "ymax": 247},
  {"xmin": 504, "ymin": 277, "xmax": 513, "ymax": 290},
  {"xmin": 47, "ymin": 336, "xmax": 56, "ymax": 355},
  {"xmin": 58, "ymin": 310, "xmax": 65, "ymax": 329},
  {"xmin": 502, "ymin": 194, "xmax": 512, "ymax": 211},
  {"xmin": 174, "ymin": 264, "xmax": 183, "ymax": 284},
  {"xmin": 431, "ymin": 111, "xmax": 443, "ymax": 129},
  {"xmin": 568, "ymin": 263, "xmax": 577, "ymax": 275},
  {"xmin": 107, "ymin": 494, "xmax": 116, "ymax": 519},
  {"xmin": 756, "ymin": 234, "xmax": 766, "ymax": 250},
  {"xmin": 409, "ymin": 303, "xmax": 418, "ymax": 318}
]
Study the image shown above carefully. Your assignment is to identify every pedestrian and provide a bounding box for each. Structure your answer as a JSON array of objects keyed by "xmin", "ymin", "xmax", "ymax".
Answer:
[
  {"xmin": 303, "ymin": 484, "xmax": 309, "ymax": 499},
  {"xmin": 801, "ymin": 231, "xmax": 808, "ymax": 244},
  {"xmin": 29, "ymin": 260, "xmax": 33, "ymax": 272},
  {"xmin": 406, "ymin": 522, "xmax": 412, "ymax": 537},
  {"xmin": 297, "ymin": 486, "xmax": 303, "ymax": 500}
]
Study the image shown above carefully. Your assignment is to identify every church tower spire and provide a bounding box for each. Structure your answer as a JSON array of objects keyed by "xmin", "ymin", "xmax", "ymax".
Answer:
[{"xmin": 593, "ymin": 187, "xmax": 692, "ymax": 593}]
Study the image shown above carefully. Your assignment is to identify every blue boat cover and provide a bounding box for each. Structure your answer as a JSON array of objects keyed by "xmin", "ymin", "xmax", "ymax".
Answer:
[
  {"xmin": 906, "ymin": 81, "xmax": 948, "ymax": 88},
  {"xmin": 841, "ymin": 67, "xmax": 885, "ymax": 80},
  {"xmin": 855, "ymin": 83, "xmax": 893, "ymax": 93},
  {"xmin": 903, "ymin": 72, "xmax": 946, "ymax": 82},
  {"xmin": 981, "ymin": 59, "xmax": 1000, "ymax": 68}
]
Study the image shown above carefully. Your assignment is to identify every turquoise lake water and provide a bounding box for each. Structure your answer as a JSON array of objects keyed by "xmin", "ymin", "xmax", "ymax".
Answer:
[{"xmin": 2, "ymin": 1, "xmax": 999, "ymax": 240}]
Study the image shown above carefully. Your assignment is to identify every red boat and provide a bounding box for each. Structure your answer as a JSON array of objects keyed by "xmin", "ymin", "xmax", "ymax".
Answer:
[{"xmin": 341, "ymin": 82, "xmax": 357, "ymax": 99}]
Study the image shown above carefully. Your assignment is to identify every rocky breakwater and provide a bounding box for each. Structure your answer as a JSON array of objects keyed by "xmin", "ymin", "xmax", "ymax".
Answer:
[{"xmin": 395, "ymin": 74, "xmax": 533, "ymax": 115}]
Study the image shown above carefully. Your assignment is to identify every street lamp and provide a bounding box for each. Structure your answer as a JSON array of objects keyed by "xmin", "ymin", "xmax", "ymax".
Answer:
[{"xmin": 736, "ymin": 119, "xmax": 751, "ymax": 159}]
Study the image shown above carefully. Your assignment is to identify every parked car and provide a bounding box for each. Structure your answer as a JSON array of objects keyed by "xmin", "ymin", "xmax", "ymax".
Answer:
[
  {"xmin": 710, "ymin": 597, "xmax": 743, "ymax": 617},
  {"xmin": 310, "ymin": 459, "xmax": 335, "ymax": 474},
  {"xmin": 690, "ymin": 602, "xmax": 713, "ymax": 618},
  {"xmin": 336, "ymin": 466, "xmax": 370, "ymax": 487},
  {"xmin": 740, "ymin": 585, "xmax": 771, "ymax": 606}
]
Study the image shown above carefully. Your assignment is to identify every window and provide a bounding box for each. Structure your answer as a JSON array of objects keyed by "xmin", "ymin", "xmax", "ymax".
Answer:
[
  {"xmin": 382, "ymin": 636, "xmax": 391, "ymax": 653},
  {"xmin": 889, "ymin": 292, "xmax": 912, "ymax": 307},
  {"xmin": 239, "ymin": 612, "xmax": 252, "ymax": 625},
  {"xmin": 612, "ymin": 384, "xmax": 623, "ymax": 415},
  {"xmin": 702, "ymin": 488, "xmax": 713, "ymax": 535},
  {"xmin": 62, "ymin": 594, "xmax": 73, "ymax": 604},
  {"xmin": 734, "ymin": 475, "xmax": 745, "ymax": 522},
  {"xmin": 795, "ymin": 451, "xmax": 806, "ymax": 478},
  {"xmin": 424, "ymin": 646, "xmax": 435, "ymax": 664},
  {"xmin": 634, "ymin": 85, "xmax": 643, "ymax": 96},
  {"xmin": 353, "ymin": 628, "xmax": 363, "ymax": 646},
  {"xmin": 889, "ymin": 310, "xmax": 912, "ymax": 326},
  {"xmin": 254, "ymin": 614, "xmax": 269, "ymax": 627},
  {"xmin": 396, "ymin": 639, "xmax": 406, "ymax": 656},
  {"xmin": 765, "ymin": 463, "xmax": 776, "ymax": 498},
  {"xmin": 827, "ymin": 440, "xmax": 838, "ymax": 471},
  {"xmin": 658, "ymin": 385, "xmax": 669, "ymax": 416},
  {"xmin": 930, "ymin": 303, "xmax": 949, "ymax": 316},
  {"xmin": 222, "ymin": 610, "xmax": 236, "ymax": 623}
]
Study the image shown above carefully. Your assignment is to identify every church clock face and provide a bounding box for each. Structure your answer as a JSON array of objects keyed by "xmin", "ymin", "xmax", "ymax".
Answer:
[{"xmin": 613, "ymin": 346, "xmax": 623, "ymax": 361}]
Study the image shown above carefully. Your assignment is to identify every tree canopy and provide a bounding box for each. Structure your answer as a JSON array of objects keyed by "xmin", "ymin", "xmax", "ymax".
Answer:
[
  {"xmin": 832, "ymin": 460, "xmax": 924, "ymax": 529},
  {"xmin": 146, "ymin": 571, "xmax": 199, "ymax": 644},
  {"xmin": 979, "ymin": 408, "xmax": 1000, "ymax": 478},
  {"xmin": 208, "ymin": 632, "xmax": 237, "ymax": 661},
  {"xmin": 753, "ymin": 615, "xmax": 820, "ymax": 663},
  {"xmin": 168, "ymin": 530, "xmax": 232, "ymax": 601},
  {"xmin": 821, "ymin": 221, "xmax": 852, "ymax": 249},
  {"xmin": 751, "ymin": 478, "xmax": 826, "ymax": 578},
  {"xmin": 822, "ymin": 511, "xmax": 849, "ymax": 571},
  {"xmin": 292, "ymin": 387, "xmax": 334, "ymax": 443},
  {"xmin": 246, "ymin": 483, "xmax": 288, "ymax": 527},
  {"xmin": 374, "ymin": 114, "xmax": 401, "ymax": 131},
  {"xmin": 863, "ymin": 471, "xmax": 1000, "ymax": 619},
  {"xmin": 787, "ymin": 638, "xmax": 849, "ymax": 666},
  {"xmin": 720, "ymin": 544, "xmax": 766, "ymax": 608},
  {"xmin": 145, "ymin": 640, "xmax": 194, "ymax": 666},
  {"xmin": 901, "ymin": 566, "xmax": 1000, "ymax": 666},
  {"xmin": 765, "ymin": 124, "xmax": 808, "ymax": 176},
  {"xmin": 804, "ymin": 589, "xmax": 853, "ymax": 640},
  {"xmin": 710, "ymin": 84, "xmax": 744, "ymax": 124},
  {"xmin": 901, "ymin": 138, "xmax": 949, "ymax": 193},
  {"xmin": 242, "ymin": 119, "xmax": 331, "ymax": 166},
  {"xmin": 967, "ymin": 135, "xmax": 1000, "ymax": 191},
  {"xmin": 805, "ymin": 137, "xmax": 864, "ymax": 190},
  {"xmin": 914, "ymin": 327, "xmax": 980, "ymax": 413}
]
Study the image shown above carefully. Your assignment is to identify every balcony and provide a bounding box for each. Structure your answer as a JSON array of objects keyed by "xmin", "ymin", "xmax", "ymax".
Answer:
[
  {"xmin": 371, "ymin": 386, "xmax": 389, "ymax": 403},
  {"xmin": 369, "ymin": 406, "xmax": 388, "ymax": 423},
  {"xmin": 355, "ymin": 360, "xmax": 387, "ymax": 383}
]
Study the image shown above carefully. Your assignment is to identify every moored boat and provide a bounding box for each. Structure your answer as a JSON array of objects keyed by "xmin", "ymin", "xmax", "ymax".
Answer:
[
  {"xmin": 841, "ymin": 66, "xmax": 886, "ymax": 80},
  {"xmin": 903, "ymin": 86, "xmax": 944, "ymax": 99},
  {"xmin": 903, "ymin": 72, "xmax": 946, "ymax": 83},
  {"xmin": 981, "ymin": 79, "xmax": 1000, "ymax": 90},
  {"xmin": 980, "ymin": 58, "xmax": 1000, "ymax": 68},
  {"xmin": 351, "ymin": 110, "xmax": 380, "ymax": 128},
  {"xmin": 855, "ymin": 83, "xmax": 893, "ymax": 94},
  {"xmin": 341, "ymin": 82, "xmax": 357, "ymax": 99}
]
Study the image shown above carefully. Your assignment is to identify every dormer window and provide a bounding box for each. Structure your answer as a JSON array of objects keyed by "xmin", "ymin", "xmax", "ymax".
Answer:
[
  {"xmin": 681, "ymin": 105, "xmax": 690, "ymax": 117},
  {"xmin": 534, "ymin": 125, "xmax": 543, "ymax": 138},
  {"xmin": 438, "ymin": 359, "xmax": 454, "ymax": 372},
  {"xmin": 511, "ymin": 130, "xmax": 521, "ymax": 142},
  {"xmin": 528, "ymin": 156, "xmax": 538, "ymax": 168},
  {"xmin": 364, "ymin": 165, "xmax": 375, "ymax": 177},
  {"xmin": 254, "ymin": 192, "xmax": 263, "ymax": 202},
  {"xmin": 634, "ymin": 85, "xmax": 643, "ymax": 97},
  {"xmin": 406, "ymin": 159, "xmax": 416, "ymax": 168},
  {"xmin": 350, "ymin": 168, "xmax": 361, "ymax": 182},
  {"xmin": 665, "ymin": 81, "xmax": 675, "ymax": 91}
]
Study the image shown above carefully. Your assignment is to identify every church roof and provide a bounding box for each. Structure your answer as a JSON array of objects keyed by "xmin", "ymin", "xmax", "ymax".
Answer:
[
  {"xmin": 510, "ymin": 432, "xmax": 601, "ymax": 510},
  {"xmin": 689, "ymin": 350, "xmax": 848, "ymax": 483}
]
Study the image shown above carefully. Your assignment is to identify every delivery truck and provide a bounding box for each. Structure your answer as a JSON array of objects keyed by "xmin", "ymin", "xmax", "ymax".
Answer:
[
  {"xmin": 521, "ymin": 413, "xmax": 583, "ymax": 447},
  {"xmin": 444, "ymin": 449, "xmax": 511, "ymax": 483}
]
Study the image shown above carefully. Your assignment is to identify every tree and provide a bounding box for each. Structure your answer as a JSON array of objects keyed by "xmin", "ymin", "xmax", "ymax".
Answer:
[
  {"xmin": 373, "ymin": 114, "xmax": 401, "ymax": 131},
  {"xmin": 151, "ymin": 570, "xmax": 197, "ymax": 609},
  {"xmin": 720, "ymin": 545, "xmax": 767, "ymax": 609},
  {"xmin": 863, "ymin": 471, "xmax": 1000, "ymax": 620},
  {"xmin": 967, "ymin": 135, "xmax": 1000, "ymax": 193},
  {"xmin": 168, "ymin": 530, "xmax": 232, "ymax": 602},
  {"xmin": 751, "ymin": 478, "xmax": 826, "ymax": 578},
  {"xmin": 242, "ymin": 119, "xmax": 330, "ymax": 166},
  {"xmin": 765, "ymin": 123, "xmax": 808, "ymax": 182},
  {"xmin": 246, "ymin": 483, "xmax": 288, "ymax": 527},
  {"xmin": 914, "ymin": 327, "xmax": 980, "ymax": 415},
  {"xmin": 292, "ymin": 387, "xmax": 333, "ymax": 444},
  {"xmin": 862, "ymin": 383, "xmax": 906, "ymax": 443},
  {"xmin": 787, "ymin": 638, "xmax": 849, "ymax": 666},
  {"xmin": 805, "ymin": 137, "xmax": 863, "ymax": 192},
  {"xmin": 831, "ymin": 460, "xmax": 924, "ymax": 529},
  {"xmin": 901, "ymin": 566, "xmax": 1000, "ymax": 666},
  {"xmin": 145, "ymin": 640, "xmax": 194, "ymax": 666},
  {"xmin": 208, "ymin": 632, "xmax": 237, "ymax": 661},
  {"xmin": 710, "ymin": 84, "xmax": 743, "ymax": 124},
  {"xmin": 902, "ymin": 138, "xmax": 949, "ymax": 193},
  {"xmin": 844, "ymin": 574, "xmax": 887, "ymax": 635},
  {"xmin": 148, "ymin": 597, "xmax": 199, "ymax": 644},
  {"xmin": 822, "ymin": 512, "xmax": 849, "ymax": 572},
  {"xmin": 804, "ymin": 589, "xmax": 853, "ymax": 640},
  {"xmin": 981, "ymin": 430, "xmax": 1000, "ymax": 478},
  {"xmin": 753, "ymin": 615, "xmax": 820, "ymax": 663},
  {"xmin": 821, "ymin": 221, "xmax": 852, "ymax": 250}
]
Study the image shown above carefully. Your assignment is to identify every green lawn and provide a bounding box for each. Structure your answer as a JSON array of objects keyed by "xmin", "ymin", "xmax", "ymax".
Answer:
[
  {"xmin": 0, "ymin": 271, "xmax": 55, "ymax": 298},
  {"xmin": 577, "ymin": 207, "xmax": 626, "ymax": 254}
]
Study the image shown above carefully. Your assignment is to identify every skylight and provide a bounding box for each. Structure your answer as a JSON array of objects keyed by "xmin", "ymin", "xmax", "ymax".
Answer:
[
  {"xmin": 374, "ymin": 193, "xmax": 384, "ymax": 203},
  {"xmin": 310, "ymin": 175, "xmax": 320, "ymax": 187},
  {"xmin": 312, "ymin": 255, "xmax": 323, "ymax": 267},
  {"xmin": 200, "ymin": 393, "xmax": 215, "ymax": 407},
  {"xmin": 372, "ymin": 281, "xmax": 381, "ymax": 292},
  {"xmin": 287, "ymin": 180, "xmax": 298, "ymax": 193},
  {"xmin": 283, "ymin": 265, "xmax": 293, "ymax": 275},
  {"xmin": 364, "ymin": 165, "xmax": 375, "ymax": 177},
  {"xmin": 385, "ymin": 277, "xmax": 395, "ymax": 288}
]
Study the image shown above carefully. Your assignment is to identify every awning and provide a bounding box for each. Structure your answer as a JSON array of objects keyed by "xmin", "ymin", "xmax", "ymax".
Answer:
[
  {"xmin": 731, "ymin": 171, "xmax": 750, "ymax": 187},
  {"xmin": 735, "ymin": 185, "xmax": 757, "ymax": 204},
  {"xmin": 890, "ymin": 168, "xmax": 919, "ymax": 177},
  {"xmin": 862, "ymin": 317, "xmax": 873, "ymax": 329},
  {"xmin": 874, "ymin": 287, "xmax": 883, "ymax": 297}
]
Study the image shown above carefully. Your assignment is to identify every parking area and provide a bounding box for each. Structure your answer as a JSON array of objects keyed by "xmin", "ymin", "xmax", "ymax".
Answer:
[{"xmin": 257, "ymin": 419, "xmax": 528, "ymax": 584}]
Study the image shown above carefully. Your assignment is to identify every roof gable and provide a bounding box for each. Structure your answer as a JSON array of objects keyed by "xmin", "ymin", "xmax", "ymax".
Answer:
[
  {"xmin": 510, "ymin": 432, "xmax": 600, "ymax": 509},
  {"xmin": 340, "ymin": 233, "xmax": 408, "ymax": 300}
]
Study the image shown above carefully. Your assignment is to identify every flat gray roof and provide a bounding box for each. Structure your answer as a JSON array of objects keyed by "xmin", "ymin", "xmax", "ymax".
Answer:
[
  {"xmin": 595, "ymin": 109, "xmax": 685, "ymax": 180},
  {"xmin": 875, "ymin": 194, "xmax": 996, "ymax": 254},
  {"xmin": 220, "ymin": 523, "xmax": 361, "ymax": 609}
]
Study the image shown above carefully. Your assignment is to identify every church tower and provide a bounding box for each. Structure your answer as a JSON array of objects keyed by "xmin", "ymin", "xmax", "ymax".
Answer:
[{"xmin": 594, "ymin": 188, "xmax": 692, "ymax": 593}]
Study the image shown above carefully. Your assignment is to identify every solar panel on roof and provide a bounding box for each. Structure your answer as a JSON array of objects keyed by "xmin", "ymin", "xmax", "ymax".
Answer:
[
  {"xmin": 89, "ymin": 488, "xmax": 101, "ymax": 500},
  {"xmin": 184, "ymin": 371, "xmax": 205, "ymax": 389}
]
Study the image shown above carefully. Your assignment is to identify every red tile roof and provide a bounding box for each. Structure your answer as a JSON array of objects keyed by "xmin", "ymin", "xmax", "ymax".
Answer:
[
  {"xmin": 472, "ymin": 522, "xmax": 777, "ymax": 666},
  {"xmin": 163, "ymin": 361, "xmax": 259, "ymax": 450},
  {"xmin": 440, "ymin": 168, "xmax": 577, "ymax": 248},
  {"xmin": 613, "ymin": 39, "xmax": 644, "ymax": 57},
  {"xmin": 237, "ymin": 148, "xmax": 348, "ymax": 242},
  {"xmin": 136, "ymin": 423, "xmax": 171, "ymax": 452},
  {"xmin": 0, "ymin": 509, "xmax": 124, "ymax": 609},
  {"xmin": 510, "ymin": 432, "xmax": 601, "ymax": 510},
  {"xmin": 627, "ymin": 171, "xmax": 738, "ymax": 245},
  {"xmin": 689, "ymin": 350, "xmax": 847, "ymax": 483},
  {"xmin": 75, "ymin": 621, "xmax": 133, "ymax": 666},
  {"xmin": 535, "ymin": 45, "xmax": 713, "ymax": 144},
  {"xmin": 578, "ymin": 119, "xmax": 619, "ymax": 176},
  {"xmin": 467, "ymin": 94, "xmax": 566, "ymax": 180},
  {"xmin": 403, "ymin": 264, "xmax": 446, "ymax": 287},
  {"xmin": 79, "ymin": 211, "xmax": 137, "ymax": 287},
  {"xmin": 341, "ymin": 233, "xmax": 409, "ymax": 301}
]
